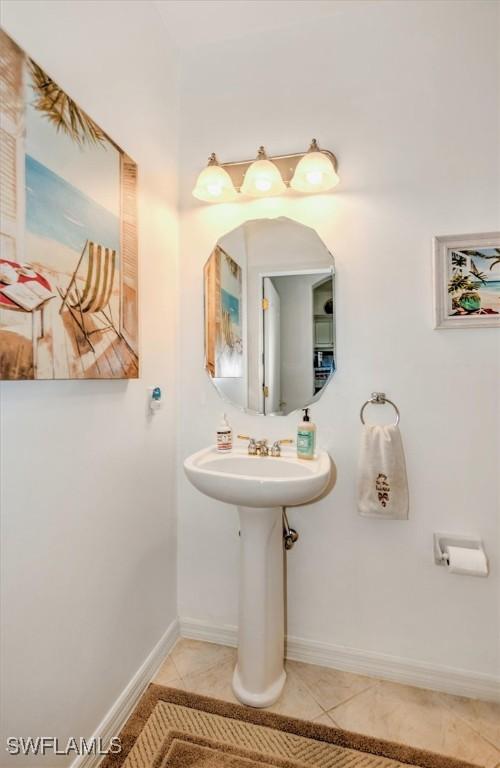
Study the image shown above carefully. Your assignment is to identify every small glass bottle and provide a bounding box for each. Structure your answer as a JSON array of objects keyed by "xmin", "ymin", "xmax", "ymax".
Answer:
[{"xmin": 216, "ymin": 413, "xmax": 233, "ymax": 452}]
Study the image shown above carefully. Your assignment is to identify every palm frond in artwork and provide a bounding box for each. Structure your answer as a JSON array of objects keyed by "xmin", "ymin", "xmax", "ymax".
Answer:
[
  {"xmin": 451, "ymin": 251, "xmax": 467, "ymax": 269},
  {"xmin": 462, "ymin": 247, "xmax": 500, "ymax": 272},
  {"xmin": 27, "ymin": 59, "xmax": 106, "ymax": 146},
  {"xmin": 448, "ymin": 274, "xmax": 474, "ymax": 294},
  {"xmin": 469, "ymin": 258, "xmax": 488, "ymax": 284},
  {"xmin": 481, "ymin": 249, "xmax": 500, "ymax": 270}
]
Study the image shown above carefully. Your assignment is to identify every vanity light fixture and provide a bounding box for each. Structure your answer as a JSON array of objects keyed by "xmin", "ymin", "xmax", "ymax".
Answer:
[
  {"xmin": 290, "ymin": 139, "xmax": 339, "ymax": 193},
  {"xmin": 191, "ymin": 140, "xmax": 339, "ymax": 203},
  {"xmin": 192, "ymin": 152, "xmax": 238, "ymax": 203},
  {"xmin": 240, "ymin": 146, "xmax": 287, "ymax": 198}
]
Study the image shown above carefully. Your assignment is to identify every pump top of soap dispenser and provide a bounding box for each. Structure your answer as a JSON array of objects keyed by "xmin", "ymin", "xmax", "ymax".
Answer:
[{"xmin": 302, "ymin": 408, "xmax": 310, "ymax": 422}]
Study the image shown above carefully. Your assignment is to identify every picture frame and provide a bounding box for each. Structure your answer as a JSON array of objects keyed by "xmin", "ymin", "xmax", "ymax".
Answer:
[
  {"xmin": 0, "ymin": 29, "xmax": 139, "ymax": 380},
  {"xmin": 433, "ymin": 232, "xmax": 500, "ymax": 329}
]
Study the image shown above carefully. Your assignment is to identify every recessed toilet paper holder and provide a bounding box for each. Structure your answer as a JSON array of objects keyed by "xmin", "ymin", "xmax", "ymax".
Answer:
[{"xmin": 434, "ymin": 532, "xmax": 485, "ymax": 566}]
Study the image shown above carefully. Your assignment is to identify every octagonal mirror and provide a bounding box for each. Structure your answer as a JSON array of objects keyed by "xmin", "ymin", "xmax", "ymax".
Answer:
[{"xmin": 204, "ymin": 217, "xmax": 336, "ymax": 415}]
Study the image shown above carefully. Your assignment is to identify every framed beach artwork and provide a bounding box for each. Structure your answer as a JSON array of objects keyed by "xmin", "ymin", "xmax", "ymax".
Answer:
[
  {"xmin": 433, "ymin": 233, "xmax": 500, "ymax": 329},
  {"xmin": 0, "ymin": 30, "xmax": 139, "ymax": 380},
  {"xmin": 204, "ymin": 245, "xmax": 243, "ymax": 378}
]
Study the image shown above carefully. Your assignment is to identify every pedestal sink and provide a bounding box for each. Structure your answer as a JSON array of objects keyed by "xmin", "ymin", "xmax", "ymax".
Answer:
[{"xmin": 184, "ymin": 445, "xmax": 330, "ymax": 708}]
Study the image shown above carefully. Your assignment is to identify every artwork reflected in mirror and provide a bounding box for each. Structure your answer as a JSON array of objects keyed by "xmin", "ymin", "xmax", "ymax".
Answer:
[
  {"xmin": 204, "ymin": 218, "xmax": 336, "ymax": 415},
  {"xmin": 204, "ymin": 246, "xmax": 243, "ymax": 377}
]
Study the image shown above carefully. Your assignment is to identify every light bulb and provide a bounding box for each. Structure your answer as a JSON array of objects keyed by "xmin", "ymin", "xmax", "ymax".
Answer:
[
  {"xmin": 241, "ymin": 146, "xmax": 286, "ymax": 197},
  {"xmin": 192, "ymin": 153, "xmax": 238, "ymax": 203},
  {"xmin": 207, "ymin": 183, "xmax": 222, "ymax": 197},
  {"xmin": 306, "ymin": 170, "xmax": 323, "ymax": 186},
  {"xmin": 256, "ymin": 178, "xmax": 272, "ymax": 192},
  {"xmin": 291, "ymin": 139, "xmax": 339, "ymax": 194}
]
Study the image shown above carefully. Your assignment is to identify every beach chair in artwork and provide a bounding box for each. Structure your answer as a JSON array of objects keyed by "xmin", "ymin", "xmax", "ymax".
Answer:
[{"xmin": 59, "ymin": 240, "xmax": 120, "ymax": 351}]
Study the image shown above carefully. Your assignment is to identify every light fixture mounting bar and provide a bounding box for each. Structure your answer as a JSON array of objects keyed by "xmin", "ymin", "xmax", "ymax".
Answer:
[{"xmin": 220, "ymin": 149, "xmax": 338, "ymax": 193}]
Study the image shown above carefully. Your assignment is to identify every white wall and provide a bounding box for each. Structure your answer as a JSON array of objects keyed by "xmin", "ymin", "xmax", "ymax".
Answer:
[
  {"xmin": 0, "ymin": 1, "xmax": 179, "ymax": 764},
  {"xmin": 177, "ymin": 0, "xmax": 499, "ymax": 683}
]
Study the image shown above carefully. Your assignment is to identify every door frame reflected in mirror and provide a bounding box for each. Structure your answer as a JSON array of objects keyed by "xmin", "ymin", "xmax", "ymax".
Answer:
[{"xmin": 259, "ymin": 268, "xmax": 334, "ymax": 415}]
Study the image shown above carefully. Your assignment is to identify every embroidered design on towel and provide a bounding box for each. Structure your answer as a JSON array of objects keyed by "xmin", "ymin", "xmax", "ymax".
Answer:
[{"xmin": 375, "ymin": 473, "xmax": 390, "ymax": 507}]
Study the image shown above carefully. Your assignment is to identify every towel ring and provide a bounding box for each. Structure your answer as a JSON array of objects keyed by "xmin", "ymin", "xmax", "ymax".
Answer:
[{"xmin": 360, "ymin": 392, "xmax": 400, "ymax": 426}]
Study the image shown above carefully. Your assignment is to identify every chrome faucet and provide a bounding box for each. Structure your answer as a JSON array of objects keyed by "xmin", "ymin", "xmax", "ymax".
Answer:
[
  {"xmin": 270, "ymin": 439, "xmax": 294, "ymax": 457},
  {"xmin": 238, "ymin": 435, "xmax": 269, "ymax": 455},
  {"xmin": 237, "ymin": 435, "xmax": 259, "ymax": 455},
  {"xmin": 238, "ymin": 435, "xmax": 293, "ymax": 457},
  {"xmin": 247, "ymin": 438, "xmax": 258, "ymax": 455},
  {"xmin": 256, "ymin": 439, "xmax": 269, "ymax": 456}
]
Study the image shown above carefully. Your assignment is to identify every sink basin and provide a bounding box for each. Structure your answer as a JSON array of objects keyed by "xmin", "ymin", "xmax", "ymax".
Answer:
[
  {"xmin": 184, "ymin": 444, "xmax": 331, "ymax": 708},
  {"xmin": 184, "ymin": 445, "xmax": 330, "ymax": 507}
]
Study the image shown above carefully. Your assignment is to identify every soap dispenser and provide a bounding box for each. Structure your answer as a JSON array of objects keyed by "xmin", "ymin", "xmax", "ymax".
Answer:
[
  {"xmin": 297, "ymin": 408, "xmax": 316, "ymax": 460},
  {"xmin": 216, "ymin": 413, "xmax": 233, "ymax": 452}
]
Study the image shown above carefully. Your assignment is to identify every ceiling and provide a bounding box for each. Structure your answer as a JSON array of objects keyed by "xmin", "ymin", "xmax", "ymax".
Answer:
[{"xmin": 154, "ymin": 0, "xmax": 345, "ymax": 50}]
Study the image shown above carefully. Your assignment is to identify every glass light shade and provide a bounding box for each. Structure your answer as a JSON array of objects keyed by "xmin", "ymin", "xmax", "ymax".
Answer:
[
  {"xmin": 291, "ymin": 145, "xmax": 339, "ymax": 193},
  {"xmin": 192, "ymin": 156, "xmax": 237, "ymax": 203},
  {"xmin": 241, "ymin": 147, "xmax": 286, "ymax": 197}
]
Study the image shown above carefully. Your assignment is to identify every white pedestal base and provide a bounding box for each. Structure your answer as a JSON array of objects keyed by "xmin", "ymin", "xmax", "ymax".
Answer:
[
  {"xmin": 232, "ymin": 665, "xmax": 286, "ymax": 707},
  {"xmin": 231, "ymin": 506, "xmax": 286, "ymax": 708}
]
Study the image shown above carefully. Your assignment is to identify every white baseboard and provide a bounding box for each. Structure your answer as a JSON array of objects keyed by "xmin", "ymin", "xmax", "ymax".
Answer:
[
  {"xmin": 180, "ymin": 618, "xmax": 238, "ymax": 648},
  {"xmin": 179, "ymin": 617, "xmax": 500, "ymax": 703},
  {"xmin": 71, "ymin": 618, "xmax": 179, "ymax": 768}
]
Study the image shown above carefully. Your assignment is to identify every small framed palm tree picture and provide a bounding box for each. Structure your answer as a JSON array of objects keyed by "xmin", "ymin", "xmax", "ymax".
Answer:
[{"xmin": 433, "ymin": 232, "xmax": 500, "ymax": 329}]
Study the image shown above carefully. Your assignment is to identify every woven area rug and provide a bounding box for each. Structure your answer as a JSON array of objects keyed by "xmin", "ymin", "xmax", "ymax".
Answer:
[{"xmin": 100, "ymin": 685, "xmax": 477, "ymax": 768}]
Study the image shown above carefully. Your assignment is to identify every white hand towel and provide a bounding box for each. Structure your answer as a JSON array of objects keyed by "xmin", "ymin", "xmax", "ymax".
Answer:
[{"xmin": 357, "ymin": 424, "xmax": 409, "ymax": 519}]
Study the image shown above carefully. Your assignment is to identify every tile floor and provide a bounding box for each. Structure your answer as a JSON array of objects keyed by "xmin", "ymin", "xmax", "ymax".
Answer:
[{"xmin": 152, "ymin": 638, "xmax": 500, "ymax": 768}]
